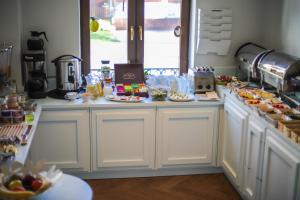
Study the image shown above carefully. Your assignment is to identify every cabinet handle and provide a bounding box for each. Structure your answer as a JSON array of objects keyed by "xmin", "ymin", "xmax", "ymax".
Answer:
[
  {"xmin": 139, "ymin": 25, "xmax": 143, "ymax": 41},
  {"xmin": 130, "ymin": 26, "xmax": 134, "ymax": 41}
]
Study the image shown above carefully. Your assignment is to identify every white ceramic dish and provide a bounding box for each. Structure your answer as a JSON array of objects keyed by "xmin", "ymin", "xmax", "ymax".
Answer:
[
  {"xmin": 168, "ymin": 96, "xmax": 195, "ymax": 102},
  {"xmin": 105, "ymin": 95, "xmax": 144, "ymax": 103}
]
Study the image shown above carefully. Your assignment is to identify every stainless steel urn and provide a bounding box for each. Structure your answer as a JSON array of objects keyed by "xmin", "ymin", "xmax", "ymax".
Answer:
[{"xmin": 52, "ymin": 55, "xmax": 82, "ymax": 92}]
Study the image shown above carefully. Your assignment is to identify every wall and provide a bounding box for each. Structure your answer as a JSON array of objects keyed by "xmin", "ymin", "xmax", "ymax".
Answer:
[
  {"xmin": 262, "ymin": 0, "xmax": 300, "ymax": 57},
  {"xmin": 21, "ymin": 0, "xmax": 81, "ymax": 79},
  {"xmin": 189, "ymin": 0, "xmax": 265, "ymax": 75},
  {"xmin": 0, "ymin": 0, "xmax": 23, "ymax": 88}
]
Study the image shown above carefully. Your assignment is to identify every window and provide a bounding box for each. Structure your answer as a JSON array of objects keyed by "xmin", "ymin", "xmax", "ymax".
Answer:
[{"xmin": 80, "ymin": 0, "xmax": 190, "ymax": 74}]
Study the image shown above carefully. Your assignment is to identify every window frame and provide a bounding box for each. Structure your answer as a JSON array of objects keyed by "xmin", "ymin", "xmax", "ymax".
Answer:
[{"xmin": 80, "ymin": 0, "xmax": 190, "ymax": 75}]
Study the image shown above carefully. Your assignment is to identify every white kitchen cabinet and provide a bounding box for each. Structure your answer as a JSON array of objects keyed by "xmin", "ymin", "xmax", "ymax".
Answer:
[
  {"xmin": 260, "ymin": 130, "xmax": 300, "ymax": 200},
  {"xmin": 31, "ymin": 109, "xmax": 90, "ymax": 172},
  {"xmin": 242, "ymin": 117, "xmax": 265, "ymax": 200},
  {"xmin": 156, "ymin": 107, "xmax": 218, "ymax": 168},
  {"xmin": 92, "ymin": 108, "xmax": 156, "ymax": 170},
  {"xmin": 221, "ymin": 99, "xmax": 248, "ymax": 187}
]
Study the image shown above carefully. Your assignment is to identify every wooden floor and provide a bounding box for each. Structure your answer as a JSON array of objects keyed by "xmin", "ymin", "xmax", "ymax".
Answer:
[{"xmin": 86, "ymin": 173, "xmax": 241, "ymax": 200}]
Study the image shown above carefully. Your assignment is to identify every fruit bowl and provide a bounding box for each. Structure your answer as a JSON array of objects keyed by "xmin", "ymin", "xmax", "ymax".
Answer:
[
  {"xmin": 0, "ymin": 174, "xmax": 51, "ymax": 199},
  {"xmin": 0, "ymin": 161, "xmax": 62, "ymax": 200}
]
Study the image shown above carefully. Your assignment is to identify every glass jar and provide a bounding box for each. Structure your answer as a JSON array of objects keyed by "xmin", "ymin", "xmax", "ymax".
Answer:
[
  {"xmin": 103, "ymin": 81, "xmax": 113, "ymax": 96},
  {"xmin": 101, "ymin": 60, "xmax": 111, "ymax": 79},
  {"xmin": 24, "ymin": 110, "xmax": 34, "ymax": 123}
]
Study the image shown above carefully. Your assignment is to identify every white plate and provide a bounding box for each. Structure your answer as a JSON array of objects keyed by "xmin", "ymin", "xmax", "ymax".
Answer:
[
  {"xmin": 105, "ymin": 95, "xmax": 144, "ymax": 103},
  {"xmin": 64, "ymin": 95, "xmax": 79, "ymax": 101},
  {"xmin": 168, "ymin": 96, "xmax": 195, "ymax": 102}
]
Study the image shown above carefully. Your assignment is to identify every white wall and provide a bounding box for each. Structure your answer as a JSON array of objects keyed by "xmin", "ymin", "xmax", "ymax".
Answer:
[
  {"xmin": 262, "ymin": 0, "xmax": 300, "ymax": 57},
  {"xmin": 21, "ymin": 0, "xmax": 81, "ymax": 78},
  {"xmin": 189, "ymin": 0, "xmax": 265, "ymax": 75},
  {"xmin": 0, "ymin": 0, "xmax": 23, "ymax": 88}
]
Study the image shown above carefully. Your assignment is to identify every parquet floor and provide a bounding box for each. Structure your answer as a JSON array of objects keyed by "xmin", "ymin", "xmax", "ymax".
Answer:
[{"xmin": 86, "ymin": 173, "xmax": 241, "ymax": 200}]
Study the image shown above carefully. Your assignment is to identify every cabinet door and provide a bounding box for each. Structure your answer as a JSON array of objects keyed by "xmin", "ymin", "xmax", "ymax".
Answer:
[
  {"xmin": 156, "ymin": 108, "xmax": 218, "ymax": 167},
  {"xmin": 243, "ymin": 119, "xmax": 265, "ymax": 200},
  {"xmin": 92, "ymin": 109, "xmax": 155, "ymax": 170},
  {"xmin": 222, "ymin": 102, "xmax": 248, "ymax": 187},
  {"xmin": 261, "ymin": 130, "xmax": 300, "ymax": 200},
  {"xmin": 31, "ymin": 110, "xmax": 90, "ymax": 172}
]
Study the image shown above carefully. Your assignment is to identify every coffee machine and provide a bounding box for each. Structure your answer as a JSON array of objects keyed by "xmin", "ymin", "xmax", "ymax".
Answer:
[
  {"xmin": 22, "ymin": 31, "xmax": 48, "ymax": 99},
  {"xmin": 22, "ymin": 50, "xmax": 48, "ymax": 98}
]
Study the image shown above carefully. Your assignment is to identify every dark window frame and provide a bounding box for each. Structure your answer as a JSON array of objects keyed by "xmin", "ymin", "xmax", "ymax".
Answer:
[{"xmin": 80, "ymin": 0, "xmax": 190, "ymax": 75}]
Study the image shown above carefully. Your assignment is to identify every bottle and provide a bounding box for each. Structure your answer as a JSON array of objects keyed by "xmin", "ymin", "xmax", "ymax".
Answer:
[{"xmin": 101, "ymin": 60, "xmax": 111, "ymax": 79}]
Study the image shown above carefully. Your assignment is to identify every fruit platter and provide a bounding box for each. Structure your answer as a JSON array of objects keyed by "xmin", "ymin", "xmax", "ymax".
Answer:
[{"xmin": 0, "ymin": 161, "xmax": 62, "ymax": 199}]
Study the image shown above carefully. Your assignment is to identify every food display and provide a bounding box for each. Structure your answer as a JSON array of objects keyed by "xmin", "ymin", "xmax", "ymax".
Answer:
[
  {"xmin": 229, "ymin": 84, "xmax": 300, "ymax": 145},
  {"xmin": 105, "ymin": 95, "xmax": 144, "ymax": 103},
  {"xmin": 148, "ymin": 88, "xmax": 167, "ymax": 101},
  {"xmin": 216, "ymin": 75, "xmax": 237, "ymax": 85},
  {"xmin": 238, "ymin": 90, "xmax": 257, "ymax": 100},
  {"xmin": 168, "ymin": 92, "xmax": 194, "ymax": 102},
  {"xmin": 0, "ymin": 161, "xmax": 62, "ymax": 200},
  {"xmin": 116, "ymin": 83, "xmax": 148, "ymax": 97},
  {"xmin": 245, "ymin": 99, "xmax": 261, "ymax": 106},
  {"xmin": 0, "ymin": 124, "xmax": 32, "ymax": 160},
  {"xmin": 0, "ymin": 94, "xmax": 36, "ymax": 160}
]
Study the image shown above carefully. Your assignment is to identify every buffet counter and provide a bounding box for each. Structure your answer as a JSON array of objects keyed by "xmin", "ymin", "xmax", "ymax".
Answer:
[
  {"xmin": 0, "ymin": 105, "xmax": 42, "ymax": 164},
  {"xmin": 36, "ymin": 96, "xmax": 224, "ymax": 109}
]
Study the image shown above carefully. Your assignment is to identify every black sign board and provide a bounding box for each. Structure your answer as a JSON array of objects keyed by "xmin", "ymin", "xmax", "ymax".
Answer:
[{"xmin": 114, "ymin": 64, "xmax": 144, "ymax": 84}]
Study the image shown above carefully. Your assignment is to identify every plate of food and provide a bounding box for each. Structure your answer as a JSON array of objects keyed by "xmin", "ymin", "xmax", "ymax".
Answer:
[
  {"xmin": 168, "ymin": 92, "xmax": 194, "ymax": 102},
  {"xmin": 105, "ymin": 95, "xmax": 144, "ymax": 103}
]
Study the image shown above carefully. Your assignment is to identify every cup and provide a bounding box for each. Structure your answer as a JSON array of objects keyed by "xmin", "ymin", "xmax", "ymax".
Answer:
[{"xmin": 65, "ymin": 92, "xmax": 78, "ymax": 101}]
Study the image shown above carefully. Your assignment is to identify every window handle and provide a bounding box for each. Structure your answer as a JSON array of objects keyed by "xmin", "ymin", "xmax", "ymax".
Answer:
[
  {"xmin": 139, "ymin": 25, "xmax": 143, "ymax": 41},
  {"xmin": 130, "ymin": 26, "xmax": 134, "ymax": 41}
]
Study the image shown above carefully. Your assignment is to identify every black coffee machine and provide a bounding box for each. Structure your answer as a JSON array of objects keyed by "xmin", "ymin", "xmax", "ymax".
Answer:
[
  {"xmin": 22, "ymin": 31, "xmax": 48, "ymax": 98},
  {"xmin": 22, "ymin": 51, "xmax": 48, "ymax": 98}
]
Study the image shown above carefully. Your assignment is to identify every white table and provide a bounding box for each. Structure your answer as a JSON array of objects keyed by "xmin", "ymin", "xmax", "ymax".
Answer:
[{"xmin": 31, "ymin": 174, "xmax": 93, "ymax": 200}]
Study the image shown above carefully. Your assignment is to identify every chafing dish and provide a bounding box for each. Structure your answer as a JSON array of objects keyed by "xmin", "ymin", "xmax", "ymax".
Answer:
[
  {"xmin": 258, "ymin": 51, "xmax": 300, "ymax": 93},
  {"xmin": 235, "ymin": 42, "xmax": 271, "ymax": 81}
]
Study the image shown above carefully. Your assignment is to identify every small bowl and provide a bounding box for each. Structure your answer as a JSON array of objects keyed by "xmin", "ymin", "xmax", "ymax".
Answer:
[{"xmin": 64, "ymin": 92, "xmax": 78, "ymax": 101}]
